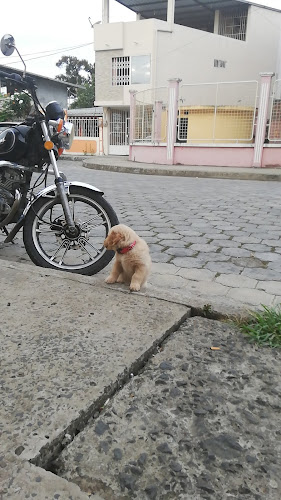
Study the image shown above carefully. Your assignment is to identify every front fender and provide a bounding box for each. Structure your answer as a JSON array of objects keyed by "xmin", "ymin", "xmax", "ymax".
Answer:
[{"xmin": 24, "ymin": 181, "xmax": 104, "ymax": 215}]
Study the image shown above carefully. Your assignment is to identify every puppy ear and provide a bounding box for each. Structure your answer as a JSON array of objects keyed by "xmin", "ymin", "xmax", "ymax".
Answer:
[{"xmin": 111, "ymin": 231, "xmax": 124, "ymax": 245}]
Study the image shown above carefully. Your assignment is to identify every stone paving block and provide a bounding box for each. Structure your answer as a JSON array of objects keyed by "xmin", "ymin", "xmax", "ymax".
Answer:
[
  {"xmin": 172, "ymin": 257, "xmax": 207, "ymax": 268},
  {"xmin": 254, "ymin": 252, "xmax": 281, "ymax": 262},
  {"xmin": 151, "ymin": 262, "xmax": 179, "ymax": 275},
  {"xmin": 221, "ymin": 248, "xmax": 252, "ymax": 258},
  {"xmin": 233, "ymin": 236, "xmax": 262, "ymax": 244},
  {"xmin": 204, "ymin": 233, "xmax": 231, "ymax": 240},
  {"xmin": 149, "ymin": 252, "xmax": 171, "ymax": 263},
  {"xmin": 176, "ymin": 268, "xmax": 216, "ymax": 281},
  {"xmin": 186, "ymin": 280, "xmax": 229, "ymax": 297},
  {"xmin": 242, "ymin": 244, "xmax": 273, "ymax": 252},
  {"xmin": 216, "ymin": 274, "xmax": 257, "ymax": 288},
  {"xmin": 262, "ymin": 239, "xmax": 281, "ymax": 247},
  {"xmin": 205, "ymin": 262, "xmax": 243, "ymax": 275},
  {"xmin": 211, "ymin": 240, "xmax": 240, "ymax": 248},
  {"xmin": 165, "ymin": 248, "xmax": 196, "ymax": 257},
  {"xmin": 242, "ymin": 268, "xmax": 281, "ymax": 281},
  {"xmin": 149, "ymin": 274, "xmax": 187, "ymax": 289},
  {"xmin": 189, "ymin": 244, "xmax": 221, "ymax": 253},
  {"xmin": 227, "ymin": 288, "xmax": 275, "ymax": 306},
  {"xmin": 158, "ymin": 240, "xmax": 186, "ymax": 247},
  {"xmin": 156, "ymin": 233, "xmax": 180, "ymax": 240},
  {"xmin": 256, "ymin": 280, "xmax": 281, "ymax": 295}
]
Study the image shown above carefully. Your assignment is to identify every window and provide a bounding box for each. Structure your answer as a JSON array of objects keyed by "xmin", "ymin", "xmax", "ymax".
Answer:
[
  {"xmin": 131, "ymin": 55, "xmax": 151, "ymax": 85},
  {"xmin": 112, "ymin": 57, "xmax": 130, "ymax": 86},
  {"xmin": 112, "ymin": 55, "xmax": 151, "ymax": 86},
  {"xmin": 214, "ymin": 59, "xmax": 226, "ymax": 68},
  {"xmin": 218, "ymin": 8, "xmax": 248, "ymax": 41}
]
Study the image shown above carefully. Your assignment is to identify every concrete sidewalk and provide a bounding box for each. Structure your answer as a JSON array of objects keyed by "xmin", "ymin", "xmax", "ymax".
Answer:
[
  {"xmin": 74, "ymin": 154, "xmax": 281, "ymax": 182},
  {"xmin": 1, "ymin": 261, "xmax": 280, "ymax": 500}
]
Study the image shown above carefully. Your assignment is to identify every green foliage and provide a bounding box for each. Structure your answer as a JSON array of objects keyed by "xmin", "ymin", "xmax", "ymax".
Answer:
[
  {"xmin": 70, "ymin": 82, "xmax": 95, "ymax": 109},
  {"xmin": 237, "ymin": 304, "xmax": 281, "ymax": 348},
  {"xmin": 0, "ymin": 91, "xmax": 31, "ymax": 120},
  {"xmin": 55, "ymin": 56, "xmax": 95, "ymax": 105}
]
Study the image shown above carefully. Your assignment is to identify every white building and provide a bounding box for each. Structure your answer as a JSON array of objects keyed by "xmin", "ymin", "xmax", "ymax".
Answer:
[{"xmin": 94, "ymin": 0, "xmax": 281, "ymax": 155}]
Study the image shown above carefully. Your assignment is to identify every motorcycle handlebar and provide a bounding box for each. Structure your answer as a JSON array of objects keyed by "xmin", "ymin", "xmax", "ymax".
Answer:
[{"xmin": 0, "ymin": 70, "xmax": 36, "ymax": 90}]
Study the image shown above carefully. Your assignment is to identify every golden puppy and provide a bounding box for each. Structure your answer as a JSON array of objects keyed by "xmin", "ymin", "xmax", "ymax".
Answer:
[{"xmin": 104, "ymin": 224, "xmax": 151, "ymax": 292}]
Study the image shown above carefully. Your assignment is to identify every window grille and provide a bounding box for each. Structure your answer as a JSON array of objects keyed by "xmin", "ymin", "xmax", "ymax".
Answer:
[
  {"xmin": 67, "ymin": 116, "xmax": 99, "ymax": 137},
  {"xmin": 112, "ymin": 57, "xmax": 130, "ymax": 86},
  {"xmin": 218, "ymin": 8, "xmax": 248, "ymax": 41},
  {"xmin": 214, "ymin": 59, "xmax": 226, "ymax": 68},
  {"xmin": 177, "ymin": 115, "xmax": 188, "ymax": 142}
]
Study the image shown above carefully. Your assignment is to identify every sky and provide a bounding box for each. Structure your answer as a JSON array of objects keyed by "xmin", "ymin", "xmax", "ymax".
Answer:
[{"xmin": 0, "ymin": 0, "xmax": 280, "ymax": 80}]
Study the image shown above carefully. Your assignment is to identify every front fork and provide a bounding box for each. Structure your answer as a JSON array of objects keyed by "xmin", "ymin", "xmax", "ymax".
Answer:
[{"xmin": 40, "ymin": 121, "xmax": 76, "ymax": 234}]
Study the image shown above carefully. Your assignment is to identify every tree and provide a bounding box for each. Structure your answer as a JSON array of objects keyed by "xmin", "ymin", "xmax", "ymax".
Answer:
[
  {"xmin": 0, "ymin": 91, "xmax": 31, "ymax": 121},
  {"xmin": 55, "ymin": 56, "xmax": 95, "ymax": 106}
]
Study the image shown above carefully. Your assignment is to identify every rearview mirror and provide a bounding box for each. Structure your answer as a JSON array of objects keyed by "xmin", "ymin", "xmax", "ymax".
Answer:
[{"xmin": 1, "ymin": 34, "xmax": 15, "ymax": 56}]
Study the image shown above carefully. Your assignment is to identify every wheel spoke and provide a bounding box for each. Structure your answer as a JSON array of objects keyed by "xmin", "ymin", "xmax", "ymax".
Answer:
[
  {"xmin": 50, "ymin": 239, "xmax": 69, "ymax": 262},
  {"xmin": 58, "ymin": 241, "xmax": 72, "ymax": 265},
  {"xmin": 78, "ymin": 236, "xmax": 100, "ymax": 259}
]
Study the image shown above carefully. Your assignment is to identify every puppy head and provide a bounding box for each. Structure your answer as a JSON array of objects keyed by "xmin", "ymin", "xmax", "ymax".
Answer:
[{"xmin": 104, "ymin": 227, "xmax": 126, "ymax": 250}]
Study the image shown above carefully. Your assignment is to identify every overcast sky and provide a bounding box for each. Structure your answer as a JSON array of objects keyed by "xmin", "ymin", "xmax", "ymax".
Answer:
[{"xmin": 0, "ymin": 0, "xmax": 280, "ymax": 79}]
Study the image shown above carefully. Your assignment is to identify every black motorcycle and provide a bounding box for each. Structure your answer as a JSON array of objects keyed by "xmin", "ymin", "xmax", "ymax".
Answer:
[{"xmin": 0, "ymin": 34, "xmax": 118, "ymax": 275}]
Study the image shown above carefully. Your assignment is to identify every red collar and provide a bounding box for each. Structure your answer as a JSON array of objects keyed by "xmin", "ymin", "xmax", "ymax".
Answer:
[{"xmin": 117, "ymin": 240, "xmax": 136, "ymax": 254}]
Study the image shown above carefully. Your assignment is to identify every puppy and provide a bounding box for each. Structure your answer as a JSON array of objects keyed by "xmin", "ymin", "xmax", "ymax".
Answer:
[{"xmin": 104, "ymin": 224, "xmax": 151, "ymax": 292}]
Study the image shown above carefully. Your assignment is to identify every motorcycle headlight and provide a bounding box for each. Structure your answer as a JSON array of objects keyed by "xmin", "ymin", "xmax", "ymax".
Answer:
[{"xmin": 58, "ymin": 121, "xmax": 74, "ymax": 150}]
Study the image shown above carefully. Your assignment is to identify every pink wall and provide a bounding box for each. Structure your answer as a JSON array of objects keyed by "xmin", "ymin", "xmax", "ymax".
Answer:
[
  {"xmin": 262, "ymin": 147, "xmax": 281, "ymax": 167},
  {"xmin": 130, "ymin": 144, "xmax": 281, "ymax": 168}
]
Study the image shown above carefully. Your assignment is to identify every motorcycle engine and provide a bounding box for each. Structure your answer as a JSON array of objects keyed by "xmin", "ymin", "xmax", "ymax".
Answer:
[{"xmin": 0, "ymin": 165, "xmax": 25, "ymax": 216}]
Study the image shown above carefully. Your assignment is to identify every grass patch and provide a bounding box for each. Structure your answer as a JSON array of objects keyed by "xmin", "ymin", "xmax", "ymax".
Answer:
[{"xmin": 237, "ymin": 304, "xmax": 281, "ymax": 348}]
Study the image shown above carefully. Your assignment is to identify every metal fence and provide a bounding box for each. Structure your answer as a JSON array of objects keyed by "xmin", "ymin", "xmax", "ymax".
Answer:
[
  {"xmin": 133, "ymin": 80, "xmax": 258, "ymax": 145},
  {"xmin": 67, "ymin": 116, "xmax": 100, "ymax": 138},
  {"xmin": 134, "ymin": 87, "xmax": 168, "ymax": 142},
  {"xmin": 178, "ymin": 80, "xmax": 258, "ymax": 143},
  {"xmin": 268, "ymin": 79, "xmax": 281, "ymax": 142}
]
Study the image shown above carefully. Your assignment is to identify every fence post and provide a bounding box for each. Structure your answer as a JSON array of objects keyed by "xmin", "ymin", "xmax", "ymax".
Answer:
[
  {"xmin": 167, "ymin": 78, "xmax": 181, "ymax": 165},
  {"xmin": 154, "ymin": 100, "xmax": 163, "ymax": 143},
  {"xmin": 252, "ymin": 72, "xmax": 274, "ymax": 167},
  {"xmin": 129, "ymin": 90, "xmax": 137, "ymax": 161}
]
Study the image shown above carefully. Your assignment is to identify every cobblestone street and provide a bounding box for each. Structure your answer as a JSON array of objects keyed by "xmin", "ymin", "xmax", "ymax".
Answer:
[{"xmin": 1, "ymin": 159, "xmax": 281, "ymax": 313}]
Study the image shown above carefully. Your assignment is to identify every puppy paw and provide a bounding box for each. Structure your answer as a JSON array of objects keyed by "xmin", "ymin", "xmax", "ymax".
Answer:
[
  {"xmin": 130, "ymin": 283, "xmax": 141, "ymax": 292},
  {"xmin": 105, "ymin": 276, "xmax": 117, "ymax": 284},
  {"xmin": 117, "ymin": 275, "xmax": 125, "ymax": 283}
]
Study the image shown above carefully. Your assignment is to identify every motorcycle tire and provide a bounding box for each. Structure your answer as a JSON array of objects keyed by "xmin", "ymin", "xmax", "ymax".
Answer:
[{"xmin": 23, "ymin": 186, "xmax": 119, "ymax": 275}]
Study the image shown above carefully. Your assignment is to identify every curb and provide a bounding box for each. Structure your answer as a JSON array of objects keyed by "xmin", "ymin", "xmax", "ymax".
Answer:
[{"xmin": 81, "ymin": 160, "xmax": 281, "ymax": 182}]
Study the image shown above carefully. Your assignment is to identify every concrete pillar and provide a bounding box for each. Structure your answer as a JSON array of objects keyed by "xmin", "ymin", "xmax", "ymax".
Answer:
[
  {"xmin": 129, "ymin": 90, "xmax": 137, "ymax": 160},
  {"xmin": 166, "ymin": 79, "xmax": 181, "ymax": 165},
  {"xmin": 252, "ymin": 73, "xmax": 274, "ymax": 167},
  {"xmin": 102, "ymin": 0, "xmax": 109, "ymax": 24},
  {"xmin": 214, "ymin": 10, "xmax": 220, "ymax": 34},
  {"xmin": 167, "ymin": 0, "xmax": 175, "ymax": 30},
  {"xmin": 154, "ymin": 101, "xmax": 163, "ymax": 142}
]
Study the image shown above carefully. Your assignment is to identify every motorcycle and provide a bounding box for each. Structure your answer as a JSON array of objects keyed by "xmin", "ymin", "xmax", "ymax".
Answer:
[{"xmin": 0, "ymin": 34, "xmax": 118, "ymax": 275}]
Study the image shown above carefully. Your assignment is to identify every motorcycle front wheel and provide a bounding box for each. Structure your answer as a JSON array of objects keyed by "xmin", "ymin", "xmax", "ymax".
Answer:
[{"xmin": 23, "ymin": 186, "xmax": 119, "ymax": 275}]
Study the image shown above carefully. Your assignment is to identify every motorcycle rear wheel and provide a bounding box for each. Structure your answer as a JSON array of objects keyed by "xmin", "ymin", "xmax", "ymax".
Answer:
[{"xmin": 23, "ymin": 186, "xmax": 119, "ymax": 275}]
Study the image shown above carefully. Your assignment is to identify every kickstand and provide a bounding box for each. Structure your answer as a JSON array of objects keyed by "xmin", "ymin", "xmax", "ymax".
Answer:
[{"xmin": 2, "ymin": 227, "xmax": 15, "ymax": 244}]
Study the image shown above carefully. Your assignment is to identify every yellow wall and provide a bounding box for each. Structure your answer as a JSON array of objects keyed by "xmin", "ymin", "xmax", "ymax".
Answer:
[
  {"xmin": 179, "ymin": 106, "xmax": 254, "ymax": 143},
  {"xmin": 67, "ymin": 139, "xmax": 97, "ymax": 155}
]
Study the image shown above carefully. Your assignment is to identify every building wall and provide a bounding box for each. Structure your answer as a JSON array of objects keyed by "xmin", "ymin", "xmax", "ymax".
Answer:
[
  {"xmin": 94, "ymin": 7, "xmax": 281, "ymax": 107},
  {"xmin": 155, "ymin": 6, "xmax": 281, "ymax": 86},
  {"xmin": 34, "ymin": 79, "xmax": 68, "ymax": 109},
  {"xmin": 94, "ymin": 19, "xmax": 160, "ymax": 106}
]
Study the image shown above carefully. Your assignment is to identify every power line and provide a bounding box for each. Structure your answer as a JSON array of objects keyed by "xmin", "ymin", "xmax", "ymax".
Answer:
[
  {"xmin": 0, "ymin": 42, "xmax": 93, "ymax": 61},
  {"xmin": 0, "ymin": 42, "xmax": 94, "ymax": 67}
]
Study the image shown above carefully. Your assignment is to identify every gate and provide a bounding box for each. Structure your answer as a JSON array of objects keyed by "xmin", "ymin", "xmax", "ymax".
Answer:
[{"xmin": 109, "ymin": 110, "xmax": 130, "ymax": 155}]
